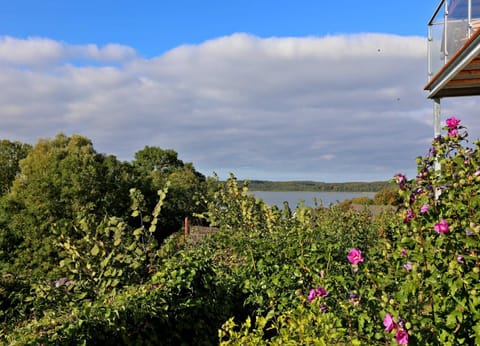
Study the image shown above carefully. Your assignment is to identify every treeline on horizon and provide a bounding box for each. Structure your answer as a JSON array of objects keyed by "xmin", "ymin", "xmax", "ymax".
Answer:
[{"xmin": 244, "ymin": 180, "xmax": 395, "ymax": 192}]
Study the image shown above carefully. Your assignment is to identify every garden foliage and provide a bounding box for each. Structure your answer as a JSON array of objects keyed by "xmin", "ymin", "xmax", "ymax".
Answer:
[
  {"xmin": 1, "ymin": 118, "xmax": 479, "ymax": 345},
  {"xmin": 219, "ymin": 117, "xmax": 480, "ymax": 345}
]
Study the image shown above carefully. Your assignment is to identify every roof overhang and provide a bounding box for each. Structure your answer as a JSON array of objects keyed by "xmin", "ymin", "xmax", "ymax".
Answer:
[{"xmin": 425, "ymin": 29, "xmax": 480, "ymax": 98}]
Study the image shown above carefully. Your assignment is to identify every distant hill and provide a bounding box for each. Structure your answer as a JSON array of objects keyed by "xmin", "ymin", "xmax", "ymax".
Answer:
[{"xmin": 243, "ymin": 180, "xmax": 394, "ymax": 192}]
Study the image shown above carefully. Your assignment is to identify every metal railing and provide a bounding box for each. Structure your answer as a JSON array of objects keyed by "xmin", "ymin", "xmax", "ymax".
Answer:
[{"xmin": 428, "ymin": 0, "xmax": 480, "ymax": 80}]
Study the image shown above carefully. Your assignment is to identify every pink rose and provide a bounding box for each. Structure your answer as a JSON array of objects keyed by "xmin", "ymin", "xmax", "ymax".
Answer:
[
  {"xmin": 404, "ymin": 209, "xmax": 415, "ymax": 223},
  {"xmin": 307, "ymin": 286, "xmax": 328, "ymax": 302},
  {"xmin": 347, "ymin": 248, "xmax": 364, "ymax": 265},
  {"xmin": 395, "ymin": 329, "xmax": 409, "ymax": 344},
  {"xmin": 420, "ymin": 204, "xmax": 429, "ymax": 214},
  {"xmin": 448, "ymin": 128, "xmax": 458, "ymax": 137},
  {"xmin": 315, "ymin": 286, "xmax": 328, "ymax": 298},
  {"xmin": 307, "ymin": 288, "xmax": 317, "ymax": 303},
  {"xmin": 434, "ymin": 220, "xmax": 450, "ymax": 234},
  {"xmin": 394, "ymin": 173, "xmax": 406, "ymax": 190},
  {"xmin": 383, "ymin": 313, "xmax": 396, "ymax": 332},
  {"xmin": 446, "ymin": 116, "xmax": 461, "ymax": 129}
]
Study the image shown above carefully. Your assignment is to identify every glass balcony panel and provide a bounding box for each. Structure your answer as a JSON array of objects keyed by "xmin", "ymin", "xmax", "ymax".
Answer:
[
  {"xmin": 430, "ymin": 23, "xmax": 446, "ymax": 78},
  {"xmin": 428, "ymin": 0, "xmax": 480, "ymax": 78},
  {"xmin": 445, "ymin": 18, "xmax": 469, "ymax": 59},
  {"xmin": 449, "ymin": 0, "xmax": 470, "ymax": 19}
]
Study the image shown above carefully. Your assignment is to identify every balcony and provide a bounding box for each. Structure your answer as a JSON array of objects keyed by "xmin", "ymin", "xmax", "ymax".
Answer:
[{"xmin": 425, "ymin": 0, "xmax": 480, "ymax": 98}]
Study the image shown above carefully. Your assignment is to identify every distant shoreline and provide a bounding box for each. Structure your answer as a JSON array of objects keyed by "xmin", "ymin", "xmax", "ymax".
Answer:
[
  {"xmin": 249, "ymin": 191, "xmax": 376, "ymax": 208},
  {"xmin": 240, "ymin": 180, "xmax": 393, "ymax": 193}
]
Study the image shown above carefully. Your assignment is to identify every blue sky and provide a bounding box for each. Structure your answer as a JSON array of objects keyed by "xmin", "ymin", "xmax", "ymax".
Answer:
[
  {"xmin": 2, "ymin": 1, "xmax": 436, "ymax": 56},
  {"xmin": 1, "ymin": 1, "xmax": 479, "ymax": 182}
]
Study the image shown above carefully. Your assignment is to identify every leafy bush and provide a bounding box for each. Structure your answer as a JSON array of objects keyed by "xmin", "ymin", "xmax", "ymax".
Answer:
[
  {"xmin": 374, "ymin": 186, "xmax": 402, "ymax": 205},
  {"xmin": 384, "ymin": 117, "xmax": 480, "ymax": 345},
  {"xmin": 3, "ymin": 117, "xmax": 480, "ymax": 345},
  {"xmin": 220, "ymin": 117, "xmax": 480, "ymax": 345}
]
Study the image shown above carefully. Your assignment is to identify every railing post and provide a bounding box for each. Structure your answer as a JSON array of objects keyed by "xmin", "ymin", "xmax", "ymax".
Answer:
[
  {"xmin": 468, "ymin": 0, "xmax": 473, "ymax": 37},
  {"xmin": 444, "ymin": 0, "xmax": 449, "ymax": 63},
  {"xmin": 428, "ymin": 24, "xmax": 433, "ymax": 81}
]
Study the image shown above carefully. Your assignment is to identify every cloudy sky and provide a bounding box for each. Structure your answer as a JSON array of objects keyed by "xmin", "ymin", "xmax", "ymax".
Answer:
[{"xmin": 1, "ymin": 0, "xmax": 479, "ymax": 182}]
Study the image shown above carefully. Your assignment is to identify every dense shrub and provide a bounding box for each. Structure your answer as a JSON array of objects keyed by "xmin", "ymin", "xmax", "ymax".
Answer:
[
  {"xmin": 2, "ymin": 118, "xmax": 480, "ymax": 345},
  {"xmin": 374, "ymin": 185, "xmax": 403, "ymax": 205},
  {"xmin": 385, "ymin": 117, "xmax": 480, "ymax": 345},
  {"xmin": 219, "ymin": 117, "xmax": 480, "ymax": 345}
]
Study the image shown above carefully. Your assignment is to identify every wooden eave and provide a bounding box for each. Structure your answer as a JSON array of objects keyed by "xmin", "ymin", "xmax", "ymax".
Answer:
[{"xmin": 425, "ymin": 29, "xmax": 480, "ymax": 98}]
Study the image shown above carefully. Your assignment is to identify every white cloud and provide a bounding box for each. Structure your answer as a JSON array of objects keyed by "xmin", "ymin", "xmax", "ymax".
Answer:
[
  {"xmin": 0, "ymin": 36, "xmax": 137, "ymax": 67},
  {"xmin": 68, "ymin": 43, "xmax": 137, "ymax": 62},
  {"xmin": 0, "ymin": 36, "xmax": 64, "ymax": 66},
  {"xmin": 0, "ymin": 33, "xmax": 478, "ymax": 181}
]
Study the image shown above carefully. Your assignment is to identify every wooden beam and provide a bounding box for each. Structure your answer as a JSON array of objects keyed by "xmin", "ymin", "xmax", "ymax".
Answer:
[
  {"xmin": 461, "ymin": 60, "xmax": 480, "ymax": 70},
  {"xmin": 453, "ymin": 69, "xmax": 480, "ymax": 79},
  {"xmin": 446, "ymin": 78, "xmax": 480, "ymax": 87}
]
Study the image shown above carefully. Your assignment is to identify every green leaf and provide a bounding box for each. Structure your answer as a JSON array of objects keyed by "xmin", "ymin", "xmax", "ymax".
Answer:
[
  {"xmin": 446, "ymin": 310, "xmax": 460, "ymax": 329},
  {"xmin": 77, "ymin": 292, "xmax": 88, "ymax": 300},
  {"xmin": 100, "ymin": 257, "xmax": 110, "ymax": 268},
  {"xmin": 91, "ymin": 244, "xmax": 100, "ymax": 256}
]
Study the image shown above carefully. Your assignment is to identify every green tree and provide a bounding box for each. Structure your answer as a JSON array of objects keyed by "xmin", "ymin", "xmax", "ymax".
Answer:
[
  {"xmin": 96, "ymin": 154, "xmax": 137, "ymax": 217},
  {"xmin": 160, "ymin": 162, "xmax": 207, "ymax": 231},
  {"xmin": 133, "ymin": 146, "xmax": 183, "ymax": 178},
  {"xmin": 0, "ymin": 140, "xmax": 32, "ymax": 195},
  {"xmin": 132, "ymin": 146, "xmax": 207, "ymax": 236},
  {"xmin": 2, "ymin": 134, "xmax": 133, "ymax": 278}
]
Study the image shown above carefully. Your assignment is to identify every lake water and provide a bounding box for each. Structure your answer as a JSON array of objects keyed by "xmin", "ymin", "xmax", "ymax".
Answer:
[{"xmin": 250, "ymin": 191, "xmax": 375, "ymax": 208}]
